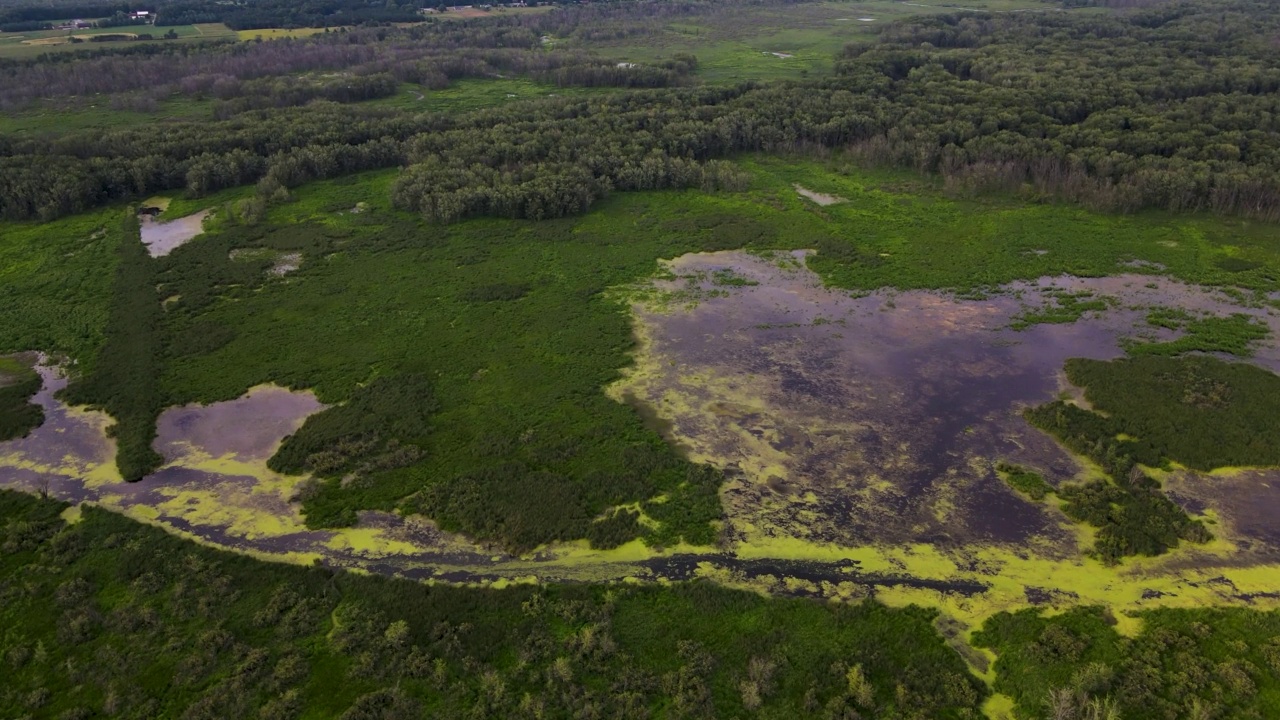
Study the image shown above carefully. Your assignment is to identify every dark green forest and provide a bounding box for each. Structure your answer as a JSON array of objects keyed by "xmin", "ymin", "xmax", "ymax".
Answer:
[{"xmin": 7, "ymin": 0, "xmax": 1280, "ymax": 222}]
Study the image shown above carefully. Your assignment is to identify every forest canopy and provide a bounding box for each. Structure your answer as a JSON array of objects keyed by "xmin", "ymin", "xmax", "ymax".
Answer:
[{"xmin": 6, "ymin": 0, "xmax": 1280, "ymax": 222}]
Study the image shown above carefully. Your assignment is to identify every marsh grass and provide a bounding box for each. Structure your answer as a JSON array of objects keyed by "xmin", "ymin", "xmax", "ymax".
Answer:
[
  {"xmin": 1125, "ymin": 313, "xmax": 1270, "ymax": 357},
  {"xmin": 1062, "ymin": 355, "xmax": 1280, "ymax": 470},
  {"xmin": 1018, "ymin": 353, "xmax": 1280, "ymax": 563},
  {"xmin": 1010, "ymin": 291, "xmax": 1113, "ymax": 330}
]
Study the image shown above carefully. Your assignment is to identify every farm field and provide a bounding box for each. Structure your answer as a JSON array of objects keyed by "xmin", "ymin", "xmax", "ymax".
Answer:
[
  {"xmin": 0, "ymin": 21, "xmax": 234, "ymax": 58},
  {"xmin": 4, "ymin": 0, "xmax": 1280, "ymax": 717}
]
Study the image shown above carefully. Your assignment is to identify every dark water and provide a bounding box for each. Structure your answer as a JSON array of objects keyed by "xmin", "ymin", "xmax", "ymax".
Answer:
[{"xmin": 623, "ymin": 251, "xmax": 1280, "ymax": 554}]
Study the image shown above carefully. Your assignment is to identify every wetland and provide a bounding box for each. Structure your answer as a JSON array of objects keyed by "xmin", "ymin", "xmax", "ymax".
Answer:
[
  {"xmin": 5, "ymin": 215, "xmax": 1280, "ymax": 620},
  {"xmin": 9, "ymin": 1, "xmax": 1280, "ymax": 716}
]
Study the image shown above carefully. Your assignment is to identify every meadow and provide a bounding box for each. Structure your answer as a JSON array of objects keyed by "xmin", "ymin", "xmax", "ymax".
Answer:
[
  {"xmin": 592, "ymin": 0, "xmax": 1049, "ymax": 84},
  {"xmin": 0, "ymin": 21, "xmax": 232, "ymax": 58}
]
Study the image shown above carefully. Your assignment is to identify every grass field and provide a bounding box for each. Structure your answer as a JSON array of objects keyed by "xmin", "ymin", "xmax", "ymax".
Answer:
[
  {"xmin": 595, "ymin": 0, "xmax": 1059, "ymax": 83},
  {"xmin": 236, "ymin": 26, "xmax": 343, "ymax": 41},
  {"xmin": 0, "ymin": 95, "xmax": 215, "ymax": 136},
  {"xmin": 0, "ymin": 22, "xmax": 234, "ymax": 58}
]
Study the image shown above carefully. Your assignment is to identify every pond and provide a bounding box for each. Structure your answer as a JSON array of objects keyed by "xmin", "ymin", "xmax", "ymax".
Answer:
[{"xmin": 140, "ymin": 209, "xmax": 210, "ymax": 257}]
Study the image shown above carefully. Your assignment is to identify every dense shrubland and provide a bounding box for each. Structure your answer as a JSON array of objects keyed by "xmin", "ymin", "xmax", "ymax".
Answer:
[
  {"xmin": 1019, "ymin": 352, "xmax": 1280, "ymax": 563},
  {"xmin": 0, "ymin": 358, "xmax": 42, "ymax": 441},
  {"xmin": 975, "ymin": 605, "xmax": 1280, "ymax": 719},
  {"xmin": 1059, "ymin": 355, "xmax": 1280, "ymax": 470},
  {"xmin": 45, "ymin": 190, "xmax": 735, "ymax": 550},
  {"xmin": 59, "ymin": 214, "xmax": 165, "ymax": 482},
  {"xmin": 0, "ymin": 490, "xmax": 988, "ymax": 719}
]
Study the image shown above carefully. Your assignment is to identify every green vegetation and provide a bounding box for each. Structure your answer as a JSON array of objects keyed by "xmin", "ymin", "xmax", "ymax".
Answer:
[
  {"xmin": 148, "ymin": 177, "xmax": 742, "ymax": 552},
  {"xmin": 366, "ymin": 78, "xmax": 611, "ymax": 115},
  {"xmin": 975, "ymin": 606, "xmax": 1280, "ymax": 720},
  {"xmin": 147, "ymin": 157, "xmax": 1280, "ymax": 550},
  {"xmin": 1057, "ymin": 477, "xmax": 1212, "ymax": 565},
  {"xmin": 1011, "ymin": 291, "xmax": 1112, "ymax": 330},
  {"xmin": 16, "ymin": 1, "xmax": 1280, "ymax": 226},
  {"xmin": 1063, "ymin": 355, "xmax": 1280, "ymax": 471},
  {"xmin": 0, "ymin": 208, "xmax": 121, "ymax": 366},
  {"xmin": 59, "ymin": 214, "xmax": 165, "ymax": 481},
  {"xmin": 6, "ymin": 1, "xmax": 1280, "ymax": 710},
  {"xmin": 10, "ymin": 153, "xmax": 1280, "ymax": 547},
  {"xmin": 1127, "ymin": 312, "xmax": 1270, "ymax": 357},
  {"xmin": 0, "ymin": 490, "xmax": 986, "ymax": 718},
  {"xmin": 270, "ymin": 375, "xmax": 437, "ymax": 527},
  {"xmin": 1024, "ymin": 393, "xmax": 1212, "ymax": 564},
  {"xmin": 0, "ymin": 358, "xmax": 43, "ymax": 441},
  {"xmin": 596, "ymin": 0, "xmax": 1046, "ymax": 85},
  {"xmin": 995, "ymin": 462, "xmax": 1052, "ymax": 502}
]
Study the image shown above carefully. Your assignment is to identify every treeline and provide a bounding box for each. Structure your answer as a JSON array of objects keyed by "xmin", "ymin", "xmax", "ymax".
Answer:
[
  {"xmin": 153, "ymin": 0, "xmax": 421, "ymax": 30},
  {"xmin": 837, "ymin": 1, "xmax": 1280, "ymax": 219},
  {"xmin": 7, "ymin": 0, "xmax": 1280, "ymax": 221},
  {"xmin": 0, "ymin": 490, "xmax": 988, "ymax": 718},
  {"xmin": 0, "ymin": 5, "xmax": 696, "ymax": 107},
  {"xmin": 0, "ymin": 2, "xmax": 153, "ymax": 25},
  {"xmin": 0, "ymin": 13, "xmax": 151, "ymax": 31}
]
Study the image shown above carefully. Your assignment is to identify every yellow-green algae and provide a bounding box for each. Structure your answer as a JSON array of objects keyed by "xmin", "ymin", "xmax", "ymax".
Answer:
[
  {"xmin": 4, "ymin": 263, "xmax": 1280, "ymax": 720},
  {"xmin": 605, "ymin": 249, "xmax": 1280, "ymax": 669}
]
